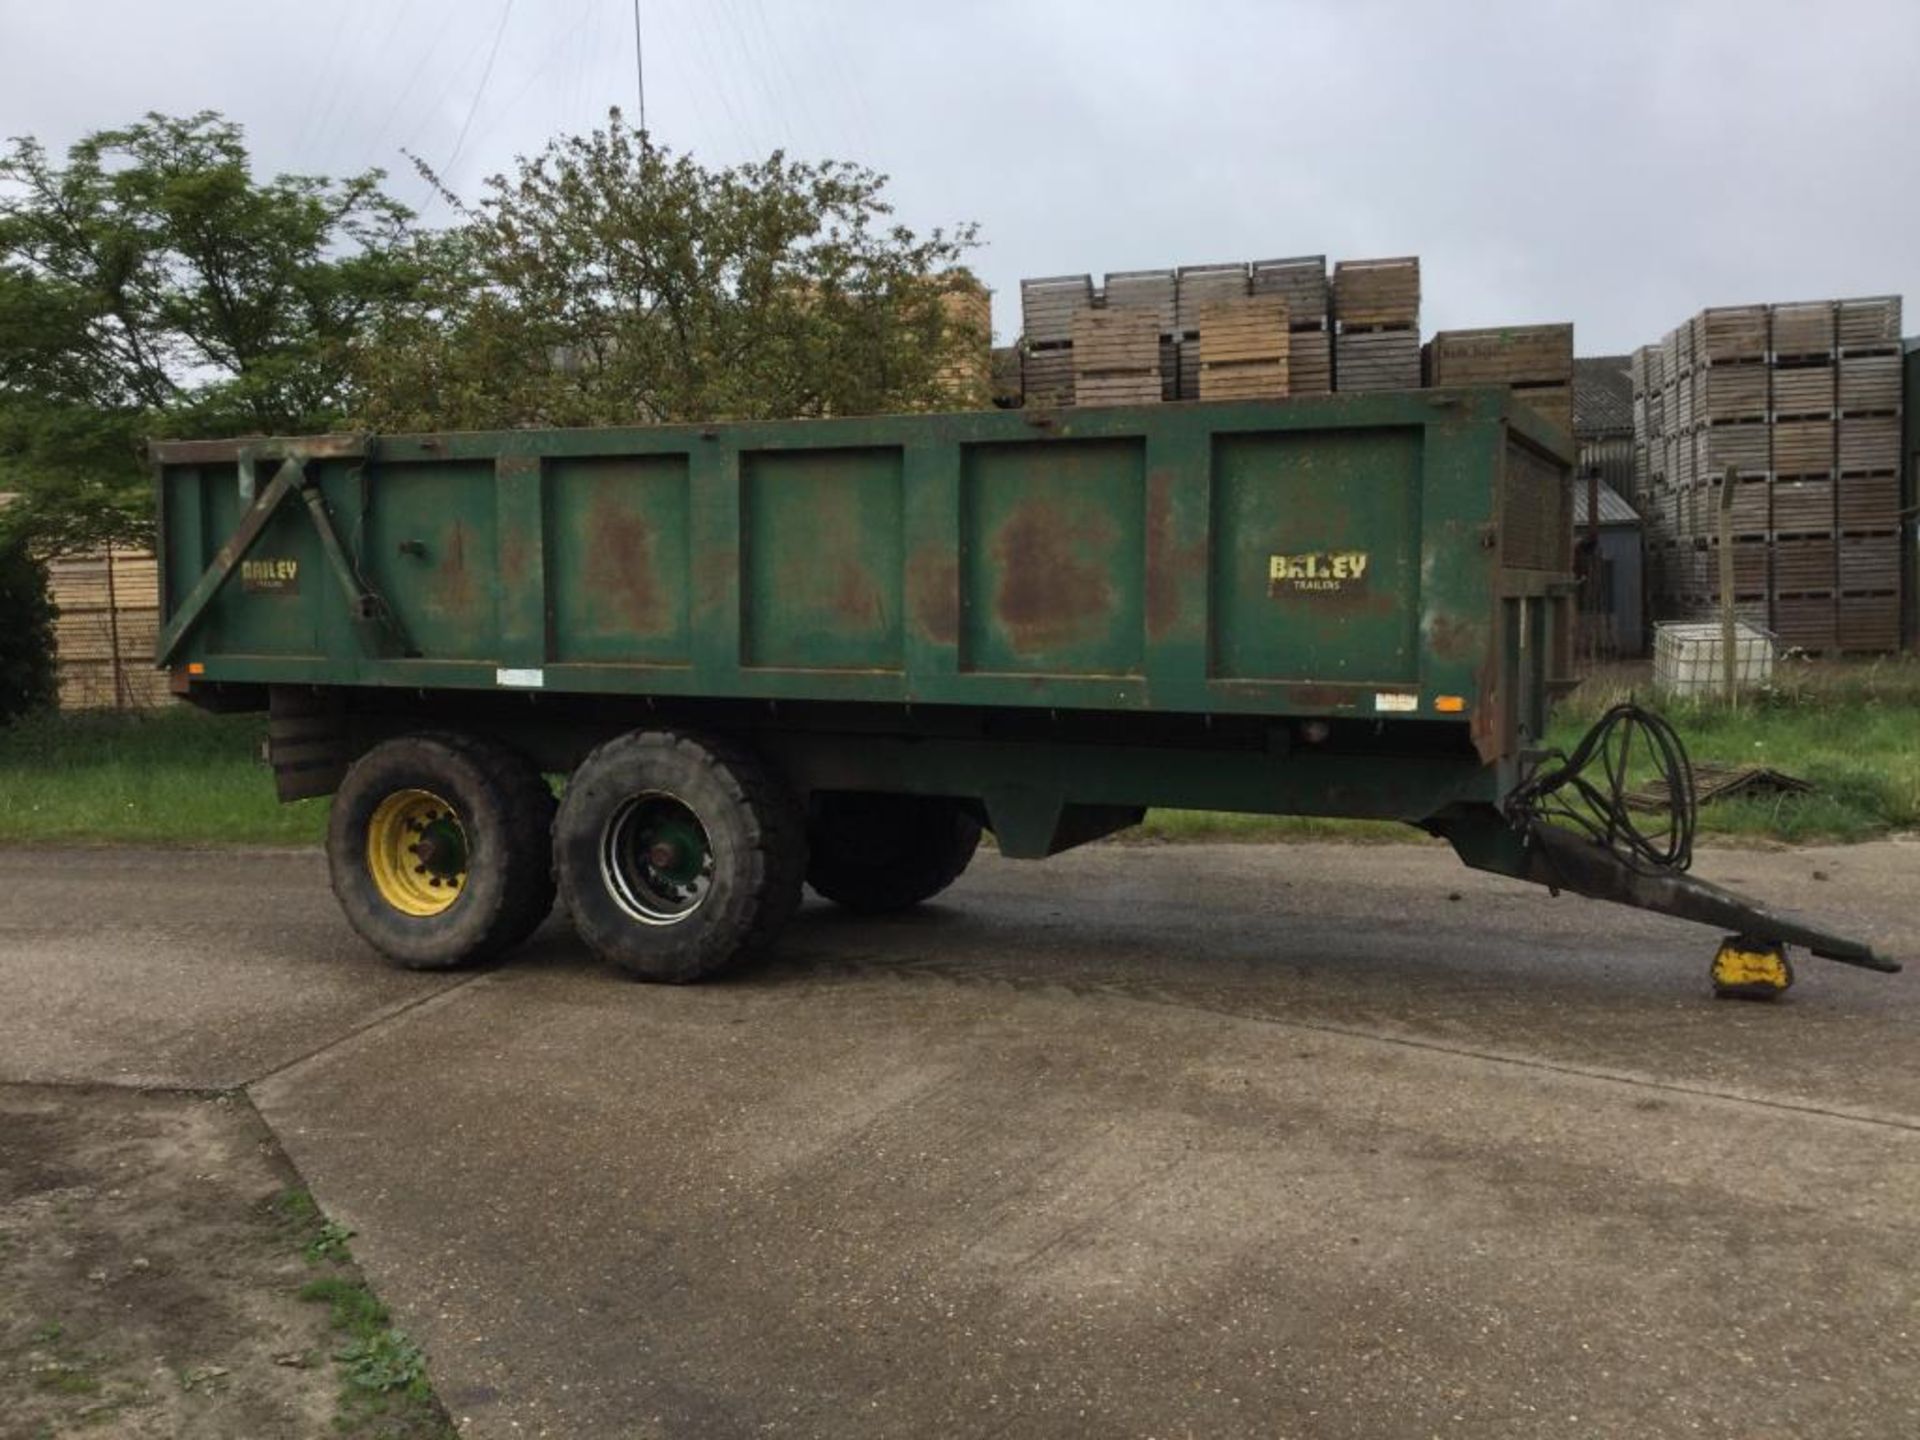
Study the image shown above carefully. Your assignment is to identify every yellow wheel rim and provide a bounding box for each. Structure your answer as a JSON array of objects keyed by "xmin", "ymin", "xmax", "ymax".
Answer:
[{"xmin": 366, "ymin": 788, "xmax": 469, "ymax": 917}]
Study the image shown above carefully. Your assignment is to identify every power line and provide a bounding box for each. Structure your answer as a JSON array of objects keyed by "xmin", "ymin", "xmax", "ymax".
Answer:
[
  {"xmin": 440, "ymin": 0, "xmax": 518, "ymax": 184},
  {"xmin": 632, "ymin": 0, "xmax": 647, "ymax": 132}
]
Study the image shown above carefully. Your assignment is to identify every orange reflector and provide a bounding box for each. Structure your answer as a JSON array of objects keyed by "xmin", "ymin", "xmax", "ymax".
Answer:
[
  {"xmin": 187, "ymin": 662, "xmax": 205, "ymax": 676},
  {"xmin": 1435, "ymin": 694, "xmax": 1466, "ymax": 713}
]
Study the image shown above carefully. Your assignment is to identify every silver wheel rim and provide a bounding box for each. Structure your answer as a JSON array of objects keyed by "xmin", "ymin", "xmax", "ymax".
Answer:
[{"xmin": 599, "ymin": 790, "xmax": 715, "ymax": 926}]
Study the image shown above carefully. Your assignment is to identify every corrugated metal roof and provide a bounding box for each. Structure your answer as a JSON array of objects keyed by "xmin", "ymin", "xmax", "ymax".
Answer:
[
  {"xmin": 1568, "ymin": 475, "xmax": 1640, "ymax": 526},
  {"xmin": 1573, "ymin": 354, "xmax": 1634, "ymax": 435}
]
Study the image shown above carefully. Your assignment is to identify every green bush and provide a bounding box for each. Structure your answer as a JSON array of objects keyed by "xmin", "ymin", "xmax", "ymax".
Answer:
[{"xmin": 0, "ymin": 537, "xmax": 56, "ymax": 725}]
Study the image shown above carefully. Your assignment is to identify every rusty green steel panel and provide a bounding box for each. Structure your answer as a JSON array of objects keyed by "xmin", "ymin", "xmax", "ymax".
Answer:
[
  {"xmin": 960, "ymin": 438, "xmax": 1146, "ymax": 676},
  {"xmin": 151, "ymin": 389, "xmax": 1574, "ymax": 757},
  {"xmin": 1209, "ymin": 427, "xmax": 1423, "ymax": 683},
  {"xmin": 545, "ymin": 455, "xmax": 691, "ymax": 665},
  {"xmin": 743, "ymin": 446, "xmax": 903, "ymax": 671},
  {"xmin": 359, "ymin": 461, "xmax": 498, "ymax": 661}
]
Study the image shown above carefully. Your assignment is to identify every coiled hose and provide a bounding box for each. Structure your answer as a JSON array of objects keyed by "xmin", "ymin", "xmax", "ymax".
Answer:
[{"xmin": 1504, "ymin": 703, "xmax": 1696, "ymax": 874}]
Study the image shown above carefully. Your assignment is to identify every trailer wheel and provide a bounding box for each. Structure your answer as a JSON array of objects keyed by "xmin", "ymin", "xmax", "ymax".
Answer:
[
  {"xmin": 806, "ymin": 794, "xmax": 981, "ymax": 913},
  {"xmin": 553, "ymin": 731, "xmax": 805, "ymax": 983},
  {"xmin": 328, "ymin": 733, "xmax": 557, "ymax": 970}
]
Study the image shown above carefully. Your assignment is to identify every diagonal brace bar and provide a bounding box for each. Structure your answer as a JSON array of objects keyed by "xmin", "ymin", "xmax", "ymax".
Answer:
[
  {"xmin": 155, "ymin": 455, "xmax": 411, "ymax": 668},
  {"xmin": 155, "ymin": 457, "xmax": 304, "ymax": 667}
]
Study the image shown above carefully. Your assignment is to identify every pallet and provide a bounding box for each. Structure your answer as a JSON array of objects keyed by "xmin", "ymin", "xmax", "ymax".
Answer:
[
  {"xmin": 1772, "ymin": 536, "xmax": 1836, "ymax": 591},
  {"xmin": 1198, "ymin": 297, "xmax": 1290, "ymax": 361},
  {"xmin": 1835, "ymin": 296, "xmax": 1901, "ymax": 350},
  {"xmin": 1767, "ymin": 362, "xmax": 1833, "ymax": 418},
  {"xmin": 1021, "ymin": 347, "xmax": 1075, "ymax": 407},
  {"xmin": 1837, "ymin": 533, "xmax": 1900, "ymax": 591},
  {"xmin": 1697, "ymin": 421, "xmax": 1771, "ymax": 476},
  {"xmin": 1174, "ymin": 263, "xmax": 1251, "ymax": 334},
  {"xmin": 1072, "ymin": 375, "xmax": 1163, "ymax": 407},
  {"xmin": 1838, "ymin": 592, "xmax": 1900, "ymax": 651},
  {"xmin": 1769, "ymin": 418, "xmax": 1832, "ymax": 475},
  {"xmin": 1198, "ymin": 365, "xmax": 1290, "ymax": 401},
  {"xmin": 1703, "ymin": 534, "xmax": 1772, "ymax": 590},
  {"xmin": 1768, "ymin": 301, "xmax": 1834, "ymax": 357},
  {"xmin": 1698, "ymin": 363, "xmax": 1770, "ymax": 422},
  {"xmin": 1771, "ymin": 594, "xmax": 1838, "ymax": 653},
  {"xmin": 1837, "ymin": 354, "xmax": 1901, "ymax": 413},
  {"xmin": 1101, "ymin": 269, "xmax": 1177, "ymax": 334},
  {"xmin": 1836, "ymin": 474, "xmax": 1898, "ymax": 529},
  {"xmin": 1693, "ymin": 305, "xmax": 1769, "ymax": 363},
  {"xmin": 1071, "ymin": 308, "xmax": 1161, "ymax": 373},
  {"xmin": 1427, "ymin": 323, "xmax": 1574, "ymax": 386},
  {"xmin": 1334, "ymin": 328, "xmax": 1420, "ymax": 392},
  {"xmin": 1331, "ymin": 257, "xmax": 1419, "ymax": 329},
  {"xmin": 1287, "ymin": 329, "xmax": 1332, "ymax": 395},
  {"xmin": 1697, "ymin": 474, "xmax": 1771, "ymax": 532},
  {"xmin": 1020, "ymin": 275, "xmax": 1095, "ymax": 346},
  {"xmin": 1249, "ymin": 256, "xmax": 1328, "ymax": 326},
  {"xmin": 1838, "ymin": 414, "xmax": 1898, "ymax": 472},
  {"xmin": 1197, "ymin": 297, "xmax": 1290, "ymax": 401},
  {"xmin": 1770, "ymin": 477, "xmax": 1834, "ymax": 533}
]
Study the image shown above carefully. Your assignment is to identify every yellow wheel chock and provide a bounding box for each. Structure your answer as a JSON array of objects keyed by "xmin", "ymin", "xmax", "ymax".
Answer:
[{"xmin": 1711, "ymin": 935, "xmax": 1794, "ymax": 1000}]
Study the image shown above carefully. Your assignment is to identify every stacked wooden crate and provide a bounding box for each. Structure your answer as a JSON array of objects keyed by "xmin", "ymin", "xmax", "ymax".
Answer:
[
  {"xmin": 1251, "ymin": 256, "xmax": 1330, "ymax": 394},
  {"xmin": 1631, "ymin": 295, "xmax": 1905, "ymax": 652},
  {"xmin": 1070, "ymin": 308, "xmax": 1163, "ymax": 406},
  {"xmin": 1103, "ymin": 269, "xmax": 1180, "ymax": 401},
  {"xmin": 933, "ymin": 278, "xmax": 993, "ymax": 408},
  {"xmin": 47, "ymin": 545, "xmax": 171, "ymax": 709},
  {"xmin": 1019, "ymin": 275, "xmax": 1095, "ymax": 406},
  {"xmin": 1196, "ymin": 297, "xmax": 1290, "ymax": 400},
  {"xmin": 1332, "ymin": 258, "xmax": 1420, "ymax": 392},
  {"xmin": 1174, "ymin": 263, "xmax": 1253, "ymax": 400},
  {"xmin": 1426, "ymin": 323, "xmax": 1574, "ymax": 429}
]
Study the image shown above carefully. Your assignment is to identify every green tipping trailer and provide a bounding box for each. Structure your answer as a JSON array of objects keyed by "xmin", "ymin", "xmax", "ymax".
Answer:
[{"xmin": 152, "ymin": 389, "xmax": 1892, "ymax": 989}]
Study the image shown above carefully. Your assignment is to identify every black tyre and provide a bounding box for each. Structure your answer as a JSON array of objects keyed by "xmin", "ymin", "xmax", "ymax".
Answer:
[
  {"xmin": 327, "ymin": 732, "xmax": 557, "ymax": 970},
  {"xmin": 553, "ymin": 730, "xmax": 805, "ymax": 983},
  {"xmin": 806, "ymin": 793, "xmax": 981, "ymax": 913},
  {"xmin": 463, "ymin": 736, "xmax": 558, "ymax": 947}
]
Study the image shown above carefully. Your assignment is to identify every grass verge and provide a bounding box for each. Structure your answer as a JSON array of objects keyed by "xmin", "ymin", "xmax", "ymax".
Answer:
[
  {"xmin": 272, "ymin": 1188, "xmax": 455, "ymax": 1439},
  {"xmin": 0, "ymin": 655, "xmax": 1914, "ymax": 848},
  {"xmin": 0, "ymin": 708, "xmax": 326, "ymax": 845}
]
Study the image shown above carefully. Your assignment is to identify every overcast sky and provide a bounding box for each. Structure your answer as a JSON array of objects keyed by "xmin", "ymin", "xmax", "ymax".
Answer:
[{"xmin": 3, "ymin": 0, "xmax": 1915, "ymax": 354}]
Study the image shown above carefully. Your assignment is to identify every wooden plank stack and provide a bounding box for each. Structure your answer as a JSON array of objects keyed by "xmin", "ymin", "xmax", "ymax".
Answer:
[
  {"xmin": 1197, "ymin": 297, "xmax": 1290, "ymax": 401},
  {"xmin": 1427, "ymin": 323, "xmax": 1575, "ymax": 430},
  {"xmin": 1173, "ymin": 263, "xmax": 1252, "ymax": 400},
  {"xmin": 1019, "ymin": 275, "xmax": 1095, "ymax": 407},
  {"xmin": 1632, "ymin": 295, "xmax": 1905, "ymax": 652},
  {"xmin": 1252, "ymin": 257, "xmax": 1330, "ymax": 394},
  {"xmin": 934, "ymin": 279, "xmax": 992, "ymax": 409},
  {"xmin": 1070, "ymin": 308, "xmax": 1163, "ymax": 407},
  {"xmin": 1104, "ymin": 269, "xmax": 1180, "ymax": 401},
  {"xmin": 1332, "ymin": 257, "xmax": 1419, "ymax": 392},
  {"xmin": 46, "ymin": 545, "xmax": 172, "ymax": 709}
]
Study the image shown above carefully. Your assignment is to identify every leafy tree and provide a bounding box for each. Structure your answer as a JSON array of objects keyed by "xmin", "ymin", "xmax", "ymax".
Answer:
[
  {"xmin": 0, "ymin": 533, "xmax": 57, "ymax": 724},
  {"xmin": 0, "ymin": 112, "xmax": 421, "ymax": 554},
  {"xmin": 358, "ymin": 111, "xmax": 986, "ymax": 430}
]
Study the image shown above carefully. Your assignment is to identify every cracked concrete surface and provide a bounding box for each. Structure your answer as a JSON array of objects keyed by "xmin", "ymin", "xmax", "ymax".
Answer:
[{"xmin": 3, "ymin": 839, "xmax": 1917, "ymax": 1438}]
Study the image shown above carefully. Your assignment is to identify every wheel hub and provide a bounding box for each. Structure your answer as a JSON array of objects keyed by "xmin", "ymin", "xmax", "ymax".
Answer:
[
  {"xmin": 367, "ymin": 789, "xmax": 469, "ymax": 917},
  {"xmin": 601, "ymin": 792, "xmax": 714, "ymax": 925}
]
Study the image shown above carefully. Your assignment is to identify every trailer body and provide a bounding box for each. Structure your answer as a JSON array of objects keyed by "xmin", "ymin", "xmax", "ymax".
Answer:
[
  {"xmin": 155, "ymin": 390, "xmax": 1569, "ymax": 846},
  {"xmin": 150, "ymin": 390, "xmax": 1890, "ymax": 984}
]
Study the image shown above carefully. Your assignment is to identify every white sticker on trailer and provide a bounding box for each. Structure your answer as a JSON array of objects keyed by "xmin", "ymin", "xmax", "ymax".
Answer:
[
  {"xmin": 496, "ymin": 667, "xmax": 545, "ymax": 689},
  {"xmin": 1373, "ymin": 692, "xmax": 1418, "ymax": 713}
]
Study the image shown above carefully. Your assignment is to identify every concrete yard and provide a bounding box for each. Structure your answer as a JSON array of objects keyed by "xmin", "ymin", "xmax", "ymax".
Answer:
[{"xmin": 3, "ymin": 839, "xmax": 1918, "ymax": 1438}]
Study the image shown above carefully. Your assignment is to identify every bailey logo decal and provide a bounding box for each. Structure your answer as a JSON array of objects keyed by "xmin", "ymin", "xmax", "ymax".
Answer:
[
  {"xmin": 1268, "ymin": 550, "xmax": 1369, "ymax": 596},
  {"xmin": 242, "ymin": 557, "xmax": 300, "ymax": 594}
]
